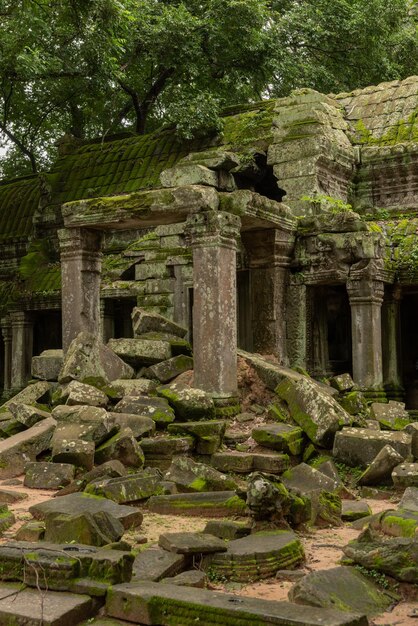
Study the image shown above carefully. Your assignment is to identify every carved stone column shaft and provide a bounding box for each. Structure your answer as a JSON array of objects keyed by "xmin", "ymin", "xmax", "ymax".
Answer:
[
  {"xmin": 186, "ymin": 211, "xmax": 240, "ymax": 399},
  {"xmin": 58, "ymin": 228, "xmax": 102, "ymax": 352},
  {"xmin": 382, "ymin": 285, "xmax": 403, "ymax": 397},
  {"xmin": 347, "ymin": 278, "xmax": 384, "ymax": 393},
  {"xmin": 1, "ymin": 318, "xmax": 12, "ymax": 391},
  {"xmin": 10, "ymin": 311, "xmax": 33, "ymax": 390}
]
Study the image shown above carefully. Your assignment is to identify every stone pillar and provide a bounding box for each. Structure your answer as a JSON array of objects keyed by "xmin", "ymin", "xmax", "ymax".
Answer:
[
  {"xmin": 286, "ymin": 281, "xmax": 309, "ymax": 370},
  {"xmin": 58, "ymin": 228, "xmax": 102, "ymax": 352},
  {"xmin": 312, "ymin": 288, "xmax": 330, "ymax": 377},
  {"xmin": 382, "ymin": 285, "xmax": 403, "ymax": 399},
  {"xmin": 1, "ymin": 318, "xmax": 12, "ymax": 391},
  {"xmin": 186, "ymin": 211, "xmax": 240, "ymax": 400},
  {"xmin": 10, "ymin": 311, "xmax": 33, "ymax": 390},
  {"xmin": 347, "ymin": 278, "xmax": 385, "ymax": 396},
  {"xmin": 241, "ymin": 229, "xmax": 294, "ymax": 365},
  {"xmin": 100, "ymin": 300, "xmax": 114, "ymax": 342}
]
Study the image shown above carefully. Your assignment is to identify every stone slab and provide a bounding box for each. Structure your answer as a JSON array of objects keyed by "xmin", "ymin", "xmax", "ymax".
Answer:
[
  {"xmin": 333, "ymin": 428, "xmax": 412, "ymax": 467},
  {"xmin": 147, "ymin": 491, "xmax": 246, "ymax": 517},
  {"xmin": 0, "ymin": 582, "xmax": 98, "ymax": 626},
  {"xmin": 107, "ymin": 338, "xmax": 172, "ymax": 366},
  {"xmin": 29, "ymin": 492, "xmax": 143, "ymax": 530},
  {"xmin": 392, "ymin": 462, "xmax": 418, "ymax": 487},
  {"xmin": 158, "ymin": 532, "xmax": 227, "ymax": 554},
  {"xmin": 132, "ymin": 307, "xmax": 187, "ymax": 339},
  {"xmin": 0, "ymin": 417, "xmax": 56, "ymax": 478},
  {"xmin": 106, "ymin": 582, "xmax": 367, "ymax": 625},
  {"xmin": 132, "ymin": 547, "xmax": 186, "ymax": 582}
]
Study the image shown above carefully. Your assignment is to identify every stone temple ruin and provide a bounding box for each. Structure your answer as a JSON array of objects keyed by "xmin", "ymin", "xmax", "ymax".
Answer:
[{"xmin": 0, "ymin": 77, "xmax": 416, "ymax": 624}]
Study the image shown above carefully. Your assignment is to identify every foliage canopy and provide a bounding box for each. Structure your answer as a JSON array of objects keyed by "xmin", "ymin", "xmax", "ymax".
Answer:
[{"xmin": 0, "ymin": 0, "xmax": 416, "ymax": 177}]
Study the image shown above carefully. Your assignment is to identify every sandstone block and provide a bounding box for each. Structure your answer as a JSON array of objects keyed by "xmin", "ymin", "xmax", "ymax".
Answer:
[
  {"xmin": 333, "ymin": 428, "xmax": 412, "ymax": 467},
  {"xmin": 107, "ymin": 338, "xmax": 172, "ymax": 367},
  {"xmin": 24, "ymin": 461, "xmax": 75, "ymax": 489},
  {"xmin": 31, "ymin": 349, "xmax": 63, "ymax": 381},
  {"xmin": 0, "ymin": 417, "xmax": 56, "ymax": 478}
]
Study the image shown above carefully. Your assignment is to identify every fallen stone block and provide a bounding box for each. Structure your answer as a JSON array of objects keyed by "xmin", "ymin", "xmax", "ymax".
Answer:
[
  {"xmin": 0, "ymin": 583, "xmax": 99, "ymax": 626},
  {"xmin": 289, "ymin": 566, "xmax": 393, "ymax": 616},
  {"xmin": 343, "ymin": 527, "xmax": 418, "ymax": 583},
  {"xmin": 8, "ymin": 402, "xmax": 51, "ymax": 428},
  {"xmin": 333, "ymin": 428, "xmax": 412, "ymax": 467},
  {"xmin": 106, "ymin": 581, "xmax": 367, "ymax": 626},
  {"xmin": 52, "ymin": 437, "xmax": 95, "ymax": 471},
  {"xmin": 237, "ymin": 349, "xmax": 302, "ymax": 390},
  {"xmin": 86, "ymin": 469, "xmax": 162, "ymax": 503},
  {"xmin": 162, "ymin": 569, "xmax": 207, "ymax": 588},
  {"xmin": 392, "ymin": 462, "xmax": 418, "ymax": 487},
  {"xmin": 144, "ymin": 355, "xmax": 193, "ymax": 383},
  {"xmin": 107, "ymin": 378, "xmax": 157, "ymax": 398},
  {"xmin": 203, "ymin": 520, "xmax": 251, "ymax": 540},
  {"xmin": 31, "ymin": 348, "xmax": 63, "ymax": 381},
  {"xmin": 330, "ymin": 374, "xmax": 354, "ymax": 392},
  {"xmin": 203, "ymin": 530, "xmax": 304, "ymax": 582},
  {"xmin": 136, "ymin": 331, "xmax": 192, "ymax": 356},
  {"xmin": 404, "ymin": 422, "xmax": 418, "ymax": 459},
  {"xmin": 159, "ymin": 531, "xmax": 227, "ymax": 554},
  {"xmin": 108, "ymin": 338, "xmax": 172, "ymax": 367},
  {"xmin": 1, "ymin": 382, "xmax": 51, "ymax": 411},
  {"xmin": 276, "ymin": 377, "xmax": 351, "ymax": 446},
  {"xmin": 44, "ymin": 510, "xmax": 125, "ymax": 547},
  {"xmin": 108, "ymin": 412, "xmax": 155, "ymax": 438},
  {"xmin": 168, "ymin": 420, "xmax": 226, "ymax": 454},
  {"xmin": 0, "ymin": 488, "xmax": 27, "ymax": 503},
  {"xmin": 374, "ymin": 508, "xmax": 418, "ymax": 537},
  {"xmin": 341, "ymin": 501, "xmax": 372, "ymax": 522},
  {"xmin": 15, "ymin": 520, "xmax": 45, "ymax": 542},
  {"xmin": 62, "ymin": 379, "xmax": 109, "ymax": 407},
  {"xmin": 282, "ymin": 462, "xmax": 341, "ymax": 494},
  {"xmin": 358, "ymin": 445, "xmax": 404, "ymax": 485},
  {"xmin": 370, "ymin": 400, "xmax": 410, "ymax": 430},
  {"xmin": 157, "ymin": 383, "xmax": 215, "ymax": 421},
  {"xmin": 95, "ymin": 428, "xmax": 145, "ymax": 468},
  {"xmin": 148, "ymin": 491, "xmax": 247, "ymax": 517},
  {"xmin": 399, "ymin": 486, "xmax": 418, "ymax": 511},
  {"xmin": 59, "ymin": 331, "xmax": 134, "ymax": 384},
  {"xmin": 57, "ymin": 460, "xmax": 127, "ymax": 496},
  {"xmin": 0, "ymin": 417, "xmax": 56, "ymax": 478},
  {"xmin": 132, "ymin": 307, "xmax": 187, "ymax": 338},
  {"xmin": 24, "ymin": 461, "xmax": 75, "ymax": 489},
  {"xmin": 0, "ymin": 541, "xmax": 134, "ymax": 591},
  {"xmin": 251, "ymin": 452, "xmax": 291, "ymax": 473},
  {"xmin": 338, "ymin": 391, "xmax": 368, "ymax": 417},
  {"xmin": 114, "ymin": 395, "xmax": 175, "ymax": 426},
  {"xmin": 0, "ymin": 504, "xmax": 15, "ymax": 534},
  {"xmin": 132, "ymin": 547, "xmax": 186, "ymax": 582},
  {"xmin": 141, "ymin": 436, "xmax": 194, "ymax": 460},
  {"xmin": 252, "ymin": 423, "xmax": 305, "ymax": 455},
  {"xmin": 165, "ymin": 456, "xmax": 238, "ymax": 492},
  {"xmin": 30, "ymin": 492, "xmax": 143, "ymax": 530}
]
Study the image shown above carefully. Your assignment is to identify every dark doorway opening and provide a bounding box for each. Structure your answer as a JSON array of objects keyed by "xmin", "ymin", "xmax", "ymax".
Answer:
[
  {"xmin": 33, "ymin": 310, "xmax": 62, "ymax": 355},
  {"xmin": 113, "ymin": 299, "xmax": 136, "ymax": 339},
  {"xmin": 400, "ymin": 292, "xmax": 418, "ymax": 408},
  {"xmin": 237, "ymin": 269, "xmax": 253, "ymax": 351}
]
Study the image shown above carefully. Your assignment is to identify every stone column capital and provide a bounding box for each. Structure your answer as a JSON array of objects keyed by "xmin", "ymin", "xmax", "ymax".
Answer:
[
  {"xmin": 185, "ymin": 211, "xmax": 240, "ymax": 251},
  {"xmin": 346, "ymin": 278, "xmax": 384, "ymax": 306},
  {"xmin": 9, "ymin": 311, "xmax": 33, "ymax": 327},
  {"xmin": 58, "ymin": 227, "xmax": 102, "ymax": 259},
  {"xmin": 241, "ymin": 228, "xmax": 295, "ymax": 268}
]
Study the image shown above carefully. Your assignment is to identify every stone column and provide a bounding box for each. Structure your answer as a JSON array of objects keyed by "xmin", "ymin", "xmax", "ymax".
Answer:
[
  {"xmin": 1, "ymin": 318, "xmax": 12, "ymax": 391},
  {"xmin": 58, "ymin": 228, "xmax": 102, "ymax": 352},
  {"xmin": 382, "ymin": 285, "xmax": 403, "ymax": 399},
  {"xmin": 347, "ymin": 278, "xmax": 385, "ymax": 396},
  {"xmin": 10, "ymin": 311, "xmax": 33, "ymax": 390},
  {"xmin": 100, "ymin": 300, "xmax": 114, "ymax": 342},
  {"xmin": 186, "ymin": 211, "xmax": 240, "ymax": 401},
  {"xmin": 286, "ymin": 281, "xmax": 309, "ymax": 370},
  {"xmin": 241, "ymin": 229, "xmax": 294, "ymax": 365}
]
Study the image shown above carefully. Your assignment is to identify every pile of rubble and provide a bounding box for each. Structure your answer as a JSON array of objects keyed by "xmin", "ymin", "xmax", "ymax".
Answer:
[{"xmin": 0, "ymin": 308, "xmax": 416, "ymax": 625}]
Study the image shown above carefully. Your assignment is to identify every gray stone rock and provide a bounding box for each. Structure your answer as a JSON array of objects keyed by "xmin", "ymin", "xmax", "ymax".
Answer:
[
  {"xmin": 108, "ymin": 338, "xmax": 172, "ymax": 367},
  {"xmin": 31, "ymin": 349, "xmax": 63, "ymax": 381},
  {"xmin": 141, "ymin": 436, "xmax": 194, "ymax": 460},
  {"xmin": 330, "ymin": 374, "xmax": 354, "ymax": 392},
  {"xmin": 370, "ymin": 400, "xmax": 410, "ymax": 430},
  {"xmin": 59, "ymin": 331, "xmax": 133, "ymax": 384},
  {"xmin": 62, "ymin": 380, "xmax": 109, "ymax": 407},
  {"xmin": 1, "ymin": 381, "xmax": 51, "ymax": 409},
  {"xmin": 52, "ymin": 438, "xmax": 95, "ymax": 471},
  {"xmin": 132, "ymin": 307, "xmax": 187, "ymax": 339},
  {"xmin": 282, "ymin": 462, "xmax": 341, "ymax": 494},
  {"xmin": 399, "ymin": 486, "xmax": 418, "ymax": 511},
  {"xmin": 132, "ymin": 547, "xmax": 185, "ymax": 582},
  {"xmin": 106, "ymin": 581, "xmax": 367, "ymax": 626},
  {"xmin": 114, "ymin": 395, "xmax": 175, "ymax": 426},
  {"xmin": 94, "ymin": 428, "xmax": 145, "ymax": 468},
  {"xmin": 333, "ymin": 428, "xmax": 412, "ymax": 467},
  {"xmin": 203, "ymin": 520, "xmax": 251, "ymax": 540},
  {"xmin": 276, "ymin": 377, "xmax": 351, "ymax": 446},
  {"xmin": 168, "ymin": 420, "xmax": 226, "ymax": 454},
  {"xmin": 86, "ymin": 469, "xmax": 162, "ymax": 503},
  {"xmin": 158, "ymin": 383, "xmax": 215, "ymax": 421},
  {"xmin": 341, "ymin": 501, "xmax": 372, "ymax": 522},
  {"xmin": 30, "ymin": 492, "xmax": 143, "ymax": 530},
  {"xmin": 0, "ymin": 489, "xmax": 27, "ymax": 504},
  {"xmin": 44, "ymin": 509, "xmax": 124, "ymax": 547},
  {"xmin": 24, "ymin": 461, "xmax": 75, "ymax": 489},
  {"xmin": 0, "ymin": 504, "xmax": 15, "ymax": 534},
  {"xmin": 404, "ymin": 422, "xmax": 418, "ymax": 459},
  {"xmin": 289, "ymin": 566, "xmax": 392, "ymax": 616},
  {"xmin": 148, "ymin": 491, "xmax": 247, "ymax": 517},
  {"xmin": 392, "ymin": 462, "xmax": 418, "ymax": 487},
  {"xmin": 338, "ymin": 392, "xmax": 368, "ymax": 417},
  {"xmin": 145, "ymin": 355, "xmax": 193, "ymax": 383},
  {"xmin": 0, "ymin": 417, "xmax": 56, "ymax": 478},
  {"xmin": 162, "ymin": 569, "xmax": 207, "ymax": 588},
  {"xmin": 358, "ymin": 445, "xmax": 404, "ymax": 485},
  {"xmin": 108, "ymin": 411, "xmax": 155, "ymax": 439},
  {"xmin": 8, "ymin": 402, "xmax": 50, "ymax": 428},
  {"xmin": 252, "ymin": 423, "xmax": 304, "ymax": 455},
  {"xmin": 159, "ymin": 532, "xmax": 227, "ymax": 554},
  {"xmin": 15, "ymin": 520, "xmax": 45, "ymax": 542},
  {"xmin": 107, "ymin": 378, "xmax": 157, "ymax": 398},
  {"xmin": 57, "ymin": 460, "xmax": 127, "ymax": 496},
  {"xmin": 165, "ymin": 456, "xmax": 238, "ymax": 492}
]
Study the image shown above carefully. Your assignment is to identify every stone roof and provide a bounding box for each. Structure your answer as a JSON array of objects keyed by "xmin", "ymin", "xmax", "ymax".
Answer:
[
  {"xmin": 335, "ymin": 75, "xmax": 418, "ymax": 145},
  {"xmin": 0, "ymin": 175, "xmax": 40, "ymax": 242}
]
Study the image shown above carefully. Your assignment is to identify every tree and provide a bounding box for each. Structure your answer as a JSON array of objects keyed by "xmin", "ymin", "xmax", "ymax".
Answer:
[{"xmin": 0, "ymin": 0, "xmax": 416, "ymax": 177}]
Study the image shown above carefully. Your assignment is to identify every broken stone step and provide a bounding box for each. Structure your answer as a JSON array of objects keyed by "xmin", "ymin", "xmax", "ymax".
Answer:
[
  {"xmin": 333, "ymin": 428, "xmax": 412, "ymax": 467},
  {"xmin": 0, "ymin": 582, "xmax": 99, "ymax": 626},
  {"xmin": 203, "ymin": 530, "xmax": 305, "ymax": 582},
  {"xmin": 106, "ymin": 581, "xmax": 367, "ymax": 625},
  {"xmin": 29, "ymin": 492, "xmax": 143, "ymax": 530},
  {"xmin": 147, "ymin": 491, "xmax": 246, "ymax": 517},
  {"xmin": 0, "ymin": 416, "xmax": 56, "ymax": 478}
]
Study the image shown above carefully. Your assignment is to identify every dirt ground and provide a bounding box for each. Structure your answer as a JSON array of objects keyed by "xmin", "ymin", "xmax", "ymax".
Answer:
[{"xmin": 1, "ymin": 479, "xmax": 417, "ymax": 625}]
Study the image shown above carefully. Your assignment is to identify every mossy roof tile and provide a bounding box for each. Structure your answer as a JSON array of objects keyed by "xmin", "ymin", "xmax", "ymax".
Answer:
[{"xmin": 0, "ymin": 175, "xmax": 40, "ymax": 241}]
